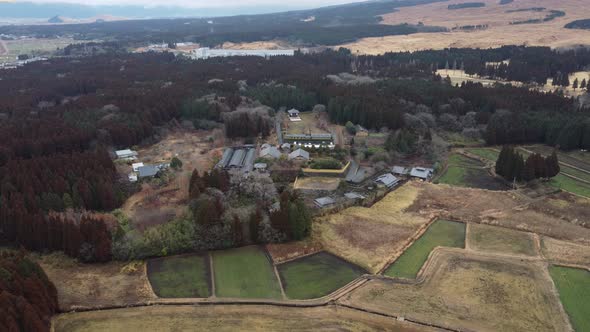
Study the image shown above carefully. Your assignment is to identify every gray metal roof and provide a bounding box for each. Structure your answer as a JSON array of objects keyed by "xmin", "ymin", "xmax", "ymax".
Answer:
[
  {"xmin": 410, "ymin": 167, "xmax": 434, "ymax": 179},
  {"xmin": 375, "ymin": 173, "xmax": 400, "ymax": 188},
  {"xmin": 288, "ymin": 148, "xmax": 310, "ymax": 160},
  {"xmin": 138, "ymin": 165, "xmax": 159, "ymax": 178},
  {"xmin": 314, "ymin": 197, "xmax": 336, "ymax": 208},
  {"xmin": 260, "ymin": 146, "xmax": 281, "ymax": 159},
  {"xmin": 243, "ymin": 148, "xmax": 256, "ymax": 172},
  {"xmin": 217, "ymin": 148, "xmax": 234, "ymax": 168},
  {"xmin": 229, "ymin": 149, "xmax": 246, "ymax": 167},
  {"xmin": 392, "ymin": 166, "xmax": 409, "ymax": 175}
]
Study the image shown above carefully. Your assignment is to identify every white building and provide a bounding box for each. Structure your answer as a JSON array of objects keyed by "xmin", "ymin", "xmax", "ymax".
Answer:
[
  {"xmin": 115, "ymin": 149, "xmax": 138, "ymax": 160},
  {"xmin": 192, "ymin": 47, "xmax": 295, "ymax": 60}
]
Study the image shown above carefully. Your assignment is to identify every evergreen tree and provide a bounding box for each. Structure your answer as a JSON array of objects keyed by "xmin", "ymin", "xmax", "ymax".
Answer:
[{"xmin": 573, "ymin": 78, "xmax": 579, "ymax": 90}]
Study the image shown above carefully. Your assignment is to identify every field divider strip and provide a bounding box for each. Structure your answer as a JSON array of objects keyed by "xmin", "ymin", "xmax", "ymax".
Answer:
[
  {"xmin": 273, "ymin": 264, "xmax": 287, "ymax": 300},
  {"xmin": 208, "ymin": 252, "xmax": 216, "ymax": 298}
]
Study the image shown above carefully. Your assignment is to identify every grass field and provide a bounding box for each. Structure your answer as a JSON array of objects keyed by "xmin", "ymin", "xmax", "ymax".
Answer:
[
  {"xmin": 548, "ymin": 266, "xmax": 590, "ymax": 332},
  {"xmin": 212, "ymin": 246, "xmax": 282, "ymax": 299},
  {"xmin": 147, "ymin": 254, "xmax": 211, "ymax": 298},
  {"xmin": 465, "ymin": 148, "xmax": 499, "ymax": 161},
  {"xmin": 469, "ymin": 223, "xmax": 536, "ymax": 256},
  {"xmin": 437, "ymin": 154, "xmax": 506, "ymax": 190},
  {"xmin": 383, "ymin": 220, "xmax": 465, "ymax": 279},
  {"xmin": 548, "ymin": 174, "xmax": 590, "ymax": 198},
  {"xmin": 541, "ymin": 237, "xmax": 590, "ymax": 267},
  {"xmin": 344, "ymin": 250, "xmax": 570, "ymax": 332},
  {"xmin": 278, "ymin": 252, "xmax": 365, "ymax": 299}
]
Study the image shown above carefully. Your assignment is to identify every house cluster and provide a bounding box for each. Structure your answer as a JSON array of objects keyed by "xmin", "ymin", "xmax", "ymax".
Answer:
[
  {"xmin": 259, "ymin": 143, "xmax": 311, "ymax": 161},
  {"xmin": 314, "ymin": 191, "xmax": 366, "ymax": 208},
  {"xmin": 392, "ymin": 166, "xmax": 434, "ymax": 181},
  {"xmin": 115, "ymin": 149, "xmax": 169, "ymax": 182},
  {"xmin": 217, "ymin": 146, "xmax": 257, "ymax": 172},
  {"xmin": 192, "ymin": 47, "xmax": 295, "ymax": 60}
]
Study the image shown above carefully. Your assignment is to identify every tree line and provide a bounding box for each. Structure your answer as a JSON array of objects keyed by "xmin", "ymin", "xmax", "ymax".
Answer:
[{"xmin": 495, "ymin": 146, "xmax": 560, "ymax": 182}]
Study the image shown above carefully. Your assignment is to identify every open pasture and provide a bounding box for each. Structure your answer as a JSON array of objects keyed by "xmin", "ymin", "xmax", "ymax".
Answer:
[
  {"xmin": 342, "ymin": 250, "xmax": 570, "ymax": 332},
  {"xmin": 212, "ymin": 246, "xmax": 282, "ymax": 299},
  {"xmin": 147, "ymin": 254, "xmax": 211, "ymax": 298},
  {"xmin": 383, "ymin": 219, "xmax": 465, "ymax": 279},
  {"xmin": 278, "ymin": 252, "xmax": 365, "ymax": 299},
  {"xmin": 468, "ymin": 223, "xmax": 536, "ymax": 256}
]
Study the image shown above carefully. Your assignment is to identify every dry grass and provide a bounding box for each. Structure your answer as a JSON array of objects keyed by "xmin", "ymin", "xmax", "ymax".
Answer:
[
  {"xmin": 294, "ymin": 177, "xmax": 341, "ymax": 191},
  {"xmin": 468, "ymin": 223, "xmax": 537, "ymax": 256},
  {"xmin": 52, "ymin": 304, "xmax": 436, "ymax": 332},
  {"xmin": 338, "ymin": 0, "xmax": 590, "ymax": 53},
  {"xmin": 541, "ymin": 237, "xmax": 590, "ymax": 267},
  {"xmin": 315, "ymin": 183, "xmax": 431, "ymax": 273},
  {"xmin": 266, "ymin": 238, "xmax": 323, "ymax": 264},
  {"xmin": 33, "ymin": 253, "xmax": 155, "ymax": 311},
  {"xmin": 341, "ymin": 250, "xmax": 570, "ymax": 332}
]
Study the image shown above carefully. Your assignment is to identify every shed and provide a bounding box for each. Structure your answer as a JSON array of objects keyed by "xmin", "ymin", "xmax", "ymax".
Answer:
[
  {"xmin": 392, "ymin": 166, "xmax": 409, "ymax": 176},
  {"xmin": 375, "ymin": 173, "xmax": 400, "ymax": 188},
  {"xmin": 410, "ymin": 167, "xmax": 434, "ymax": 180},
  {"xmin": 138, "ymin": 165, "xmax": 160, "ymax": 178},
  {"xmin": 287, "ymin": 109, "xmax": 302, "ymax": 121},
  {"xmin": 281, "ymin": 143, "xmax": 291, "ymax": 151},
  {"xmin": 288, "ymin": 148, "xmax": 310, "ymax": 161},
  {"xmin": 314, "ymin": 197, "xmax": 336, "ymax": 208},
  {"xmin": 115, "ymin": 149, "xmax": 138, "ymax": 160}
]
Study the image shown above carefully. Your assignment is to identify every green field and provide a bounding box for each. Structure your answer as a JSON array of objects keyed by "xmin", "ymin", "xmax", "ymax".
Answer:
[
  {"xmin": 549, "ymin": 266, "xmax": 590, "ymax": 332},
  {"xmin": 212, "ymin": 246, "xmax": 282, "ymax": 299},
  {"xmin": 549, "ymin": 174, "xmax": 590, "ymax": 198},
  {"xmin": 465, "ymin": 148, "xmax": 499, "ymax": 161},
  {"xmin": 278, "ymin": 252, "xmax": 365, "ymax": 299},
  {"xmin": 383, "ymin": 220, "xmax": 465, "ymax": 279},
  {"xmin": 147, "ymin": 254, "xmax": 211, "ymax": 298},
  {"xmin": 437, "ymin": 154, "xmax": 506, "ymax": 190},
  {"xmin": 560, "ymin": 165, "xmax": 590, "ymax": 183},
  {"xmin": 469, "ymin": 224, "xmax": 536, "ymax": 256}
]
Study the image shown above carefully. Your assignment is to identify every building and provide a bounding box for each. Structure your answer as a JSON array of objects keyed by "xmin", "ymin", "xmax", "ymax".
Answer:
[
  {"xmin": 344, "ymin": 192, "xmax": 366, "ymax": 200},
  {"xmin": 192, "ymin": 47, "xmax": 295, "ymax": 60},
  {"xmin": 216, "ymin": 147, "xmax": 256, "ymax": 171},
  {"xmin": 132, "ymin": 162, "xmax": 144, "ymax": 172},
  {"xmin": 260, "ymin": 146, "xmax": 282, "ymax": 159},
  {"xmin": 375, "ymin": 173, "xmax": 400, "ymax": 188},
  {"xmin": 288, "ymin": 148, "xmax": 310, "ymax": 161},
  {"xmin": 314, "ymin": 197, "xmax": 336, "ymax": 208},
  {"xmin": 284, "ymin": 133, "xmax": 334, "ymax": 149},
  {"xmin": 138, "ymin": 165, "xmax": 160, "ymax": 178},
  {"xmin": 288, "ymin": 109, "xmax": 302, "ymax": 122},
  {"xmin": 128, "ymin": 173, "xmax": 138, "ymax": 182},
  {"xmin": 115, "ymin": 149, "xmax": 138, "ymax": 160},
  {"xmin": 280, "ymin": 143, "xmax": 291, "ymax": 151},
  {"xmin": 410, "ymin": 167, "xmax": 434, "ymax": 180},
  {"xmin": 392, "ymin": 166, "xmax": 409, "ymax": 176},
  {"xmin": 254, "ymin": 163, "xmax": 268, "ymax": 172}
]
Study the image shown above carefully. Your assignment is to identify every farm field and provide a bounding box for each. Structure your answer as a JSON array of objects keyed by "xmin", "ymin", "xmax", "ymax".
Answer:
[
  {"xmin": 541, "ymin": 237, "xmax": 590, "ymax": 267},
  {"xmin": 342, "ymin": 250, "xmax": 570, "ymax": 332},
  {"xmin": 277, "ymin": 252, "xmax": 365, "ymax": 299},
  {"xmin": 212, "ymin": 246, "xmax": 282, "ymax": 299},
  {"xmin": 548, "ymin": 266, "xmax": 590, "ymax": 332},
  {"xmin": 465, "ymin": 147, "xmax": 499, "ymax": 161},
  {"xmin": 383, "ymin": 219, "xmax": 465, "ymax": 279},
  {"xmin": 0, "ymin": 37, "xmax": 82, "ymax": 63},
  {"xmin": 52, "ymin": 304, "xmax": 436, "ymax": 332},
  {"xmin": 147, "ymin": 254, "xmax": 211, "ymax": 298},
  {"xmin": 294, "ymin": 176, "xmax": 340, "ymax": 191},
  {"xmin": 548, "ymin": 174, "xmax": 590, "ymax": 198},
  {"xmin": 437, "ymin": 154, "xmax": 506, "ymax": 190},
  {"xmin": 468, "ymin": 223, "xmax": 536, "ymax": 256},
  {"xmin": 316, "ymin": 183, "xmax": 431, "ymax": 273},
  {"xmin": 283, "ymin": 112, "xmax": 330, "ymax": 135}
]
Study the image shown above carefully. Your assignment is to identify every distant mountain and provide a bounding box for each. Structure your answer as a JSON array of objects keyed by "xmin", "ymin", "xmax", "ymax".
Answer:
[
  {"xmin": 47, "ymin": 15, "xmax": 64, "ymax": 24},
  {"xmin": 0, "ymin": 1, "xmax": 328, "ymax": 20}
]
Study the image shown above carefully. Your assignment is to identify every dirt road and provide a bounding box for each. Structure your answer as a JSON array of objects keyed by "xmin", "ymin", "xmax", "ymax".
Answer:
[{"xmin": 0, "ymin": 40, "xmax": 8, "ymax": 56}]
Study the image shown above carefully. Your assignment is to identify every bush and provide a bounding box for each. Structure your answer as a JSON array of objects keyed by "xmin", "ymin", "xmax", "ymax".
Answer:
[
  {"xmin": 171, "ymin": 157, "xmax": 183, "ymax": 170},
  {"xmin": 309, "ymin": 158, "xmax": 343, "ymax": 169}
]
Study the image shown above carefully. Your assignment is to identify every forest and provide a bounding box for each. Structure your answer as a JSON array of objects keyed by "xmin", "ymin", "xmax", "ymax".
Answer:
[
  {"xmin": 0, "ymin": 46, "xmax": 588, "ymax": 262},
  {"xmin": 565, "ymin": 19, "xmax": 590, "ymax": 30}
]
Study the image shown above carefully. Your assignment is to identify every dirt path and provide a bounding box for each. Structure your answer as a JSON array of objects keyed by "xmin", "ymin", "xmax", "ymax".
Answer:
[{"xmin": 0, "ymin": 40, "xmax": 7, "ymax": 56}]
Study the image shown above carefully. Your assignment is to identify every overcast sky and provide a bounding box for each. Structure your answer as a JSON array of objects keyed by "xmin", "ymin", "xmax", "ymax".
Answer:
[{"xmin": 19, "ymin": 0, "xmax": 357, "ymax": 8}]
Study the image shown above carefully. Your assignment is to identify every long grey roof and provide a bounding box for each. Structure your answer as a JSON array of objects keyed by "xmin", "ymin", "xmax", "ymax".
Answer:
[
  {"xmin": 260, "ymin": 146, "xmax": 281, "ymax": 159},
  {"xmin": 288, "ymin": 148, "xmax": 310, "ymax": 160},
  {"xmin": 229, "ymin": 149, "xmax": 246, "ymax": 167},
  {"xmin": 375, "ymin": 173, "xmax": 399, "ymax": 187},
  {"xmin": 410, "ymin": 167, "xmax": 434, "ymax": 179},
  {"xmin": 138, "ymin": 165, "xmax": 159, "ymax": 178}
]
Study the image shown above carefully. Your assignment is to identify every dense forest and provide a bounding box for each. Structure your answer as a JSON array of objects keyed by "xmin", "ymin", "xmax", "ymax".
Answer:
[
  {"xmin": 0, "ymin": 251, "xmax": 58, "ymax": 332},
  {"xmin": 0, "ymin": 46, "xmax": 589, "ymax": 262},
  {"xmin": 0, "ymin": 0, "xmax": 446, "ymax": 46}
]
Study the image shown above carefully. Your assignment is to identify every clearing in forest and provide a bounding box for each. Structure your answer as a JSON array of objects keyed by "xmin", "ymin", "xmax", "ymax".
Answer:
[
  {"xmin": 147, "ymin": 254, "xmax": 211, "ymax": 298},
  {"xmin": 548, "ymin": 266, "xmax": 590, "ymax": 332},
  {"xmin": 468, "ymin": 223, "xmax": 536, "ymax": 256},
  {"xmin": 277, "ymin": 252, "xmax": 366, "ymax": 299},
  {"xmin": 212, "ymin": 246, "xmax": 282, "ymax": 299},
  {"xmin": 383, "ymin": 219, "xmax": 465, "ymax": 279}
]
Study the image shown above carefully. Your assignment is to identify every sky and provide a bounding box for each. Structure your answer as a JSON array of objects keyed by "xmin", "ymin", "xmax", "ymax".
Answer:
[{"xmin": 17, "ymin": 0, "xmax": 357, "ymax": 9}]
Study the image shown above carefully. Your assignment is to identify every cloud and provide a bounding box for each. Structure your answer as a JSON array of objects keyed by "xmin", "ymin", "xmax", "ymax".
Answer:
[{"xmin": 20, "ymin": 0, "xmax": 356, "ymax": 9}]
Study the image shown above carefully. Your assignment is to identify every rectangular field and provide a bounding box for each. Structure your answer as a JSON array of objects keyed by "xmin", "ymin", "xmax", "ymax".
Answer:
[
  {"xmin": 469, "ymin": 223, "xmax": 536, "ymax": 256},
  {"xmin": 548, "ymin": 174, "xmax": 590, "ymax": 198},
  {"xmin": 212, "ymin": 246, "xmax": 282, "ymax": 299},
  {"xmin": 383, "ymin": 219, "xmax": 465, "ymax": 279},
  {"xmin": 294, "ymin": 177, "xmax": 341, "ymax": 191},
  {"xmin": 147, "ymin": 254, "xmax": 211, "ymax": 298},
  {"xmin": 465, "ymin": 148, "xmax": 499, "ymax": 161},
  {"xmin": 541, "ymin": 237, "xmax": 590, "ymax": 266},
  {"xmin": 437, "ymin": 154, "xmax": 507, "ymax": 190},
  {"xmin": 548, "ymin": 266, "xmax": 590, "ymax": 332},
  {"xmin": 278, "ymin": 252, "xmax": 365, "ymax": 299}
]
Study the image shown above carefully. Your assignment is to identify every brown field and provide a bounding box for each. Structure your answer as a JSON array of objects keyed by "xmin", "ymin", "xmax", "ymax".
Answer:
[
  {"xmin": 339, "ymin": 0, "xmax": 590, "ymax": 53},
  {"xmin": 315, "ymin": 183, "xmax": 431, "ymax": 273},
  {"xmin": 407, "ymin": 182, "xmax": 590, "ymax": 245},
  {"xmin": 52, "ymin": 304, "xmax": 438, "ymax": 332},
  {"xmin": 32, "ymin": 253, "xmax": 155, "ymax": 311},
  {"xmin": 294, "ymin": 176, "xmax": 341, "ymax": 191},
  {"xmin": 541, "ymin": 236, "xmax": 590, "ymax": 267},
  {"xmin": 266, "ymin": 238, "xmax": 324, "ymax": 263},
  {"xmin": 340, "ymin": 249, "xmax": 571, "ymax": 332},
  {"xmin": 468, "ymin": 223, "xmax": 537, "ymax": 256},
  {"xmin": 121, "ymin": 128, "xmax": 223, "ymax": 230}
]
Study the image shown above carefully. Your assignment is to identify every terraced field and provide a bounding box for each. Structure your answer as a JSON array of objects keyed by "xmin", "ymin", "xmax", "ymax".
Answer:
[
  {"xmin": 147, "ymin": 254, "xmax": 211, "ymax": 298},
  {"xmin": 549, "ymin": 266, "xmax": 590, "ymax": 332}
]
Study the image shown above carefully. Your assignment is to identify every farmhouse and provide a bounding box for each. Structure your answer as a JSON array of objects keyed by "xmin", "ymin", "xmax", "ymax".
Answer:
[
  {"xmin": 288, "ymin": 109, "xmax": 302, "ymax": 122},
  {"xmin": 346, "ymin": 162, "xmax": 375, "ymax": 185},
  {"xmin": 138, "ymin": 165, "xmax": 160, "ymax": 178},
  {"xmin": 392, "ymin": 166, "xmax": 409, "ymax": 176},
  {"xmin": 375, "ymin": 173, "xmax": 400, "ymax": 188},
  {"xmin": 314, "ymin": 196, "xmax": 336, "ymax": 208},
  {"xmin": 288, "ymin": 148, "xmax": 310, "ymax": 161},
  {"xmin": 217, "ymin": 147, "xmax": 256, "ymax": 171},
  {"xmin": 260, "ymin": 146, "xmax": 282, "ymax": 159},
  {"xmin": 115, "ymin": 149, "xmax": 138, "ymax": 160},
  {"xmin": 410, "ymin": 167, "xmax": 434, "ymax": 180}
]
